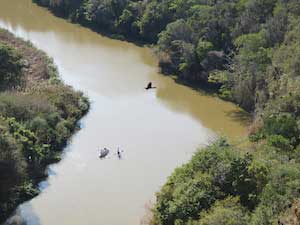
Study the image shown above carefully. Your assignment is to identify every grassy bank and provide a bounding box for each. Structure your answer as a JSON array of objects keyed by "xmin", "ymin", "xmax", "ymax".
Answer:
[{"xmin": 0, "ymin": 28, "xmax": 89, "ymax": 223}]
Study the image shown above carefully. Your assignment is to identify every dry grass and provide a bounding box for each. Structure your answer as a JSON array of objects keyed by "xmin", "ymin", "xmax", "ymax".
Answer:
[
  {"xmin": 0, "ymin": 29, "xmax": 54, "ymax": 87},
  {"xmin": 280, "ymin": 200, "xmax": 300, "ymax": 225},
  {"xmin": 140, "ymin": 200, "xmax": 155, "ymax": 225}
]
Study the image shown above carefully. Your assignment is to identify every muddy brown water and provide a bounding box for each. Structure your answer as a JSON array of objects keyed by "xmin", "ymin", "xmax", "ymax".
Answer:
[{"xmin": 0, "ymin": 1, "xmax": 249, "ymax": 224}]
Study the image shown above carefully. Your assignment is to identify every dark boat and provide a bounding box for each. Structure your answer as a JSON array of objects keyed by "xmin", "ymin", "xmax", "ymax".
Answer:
[{"xmin": 99, "ymin": 148, "xmax": 109, "ymax": 158}]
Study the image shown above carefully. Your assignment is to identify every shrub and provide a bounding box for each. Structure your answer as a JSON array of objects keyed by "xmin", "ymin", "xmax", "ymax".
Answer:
[
  {"xmin": 250, "ymin": 163, "xmax": 300, "ymax": 224},
  {"xmin": 198, "ymin": 197, "xmax": 250, "ymax": 225},
  {"xmin": 263, "ymin": 114, "xmax": 299, "ymax": 146},
  {"xmin": 0, "ymin": 93, "xmax": 55, "ymax": 122},
  {"xmin": 267, "ymin": 134, "xmax": 292, "ymax": 151},
  {"xmin": 196, "ymin": 40, "xmax": 214, "ymax": 62},
  {"xmin": 0, "ymin": 43, "xmax": 23, "ymax": 90}
]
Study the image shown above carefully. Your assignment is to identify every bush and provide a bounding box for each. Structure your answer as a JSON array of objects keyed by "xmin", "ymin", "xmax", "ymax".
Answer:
[
  {"xmin": 0, "ymin": 93, "xmax": 56, "ymax": 122},
  {"xmin": 263, "ymin": 114, "xmax": 299, "ymax": 146},
  {"xmin": 152, "ymin": 139, "xmax": 272, "ymax": 224},
  {"xmin": 155, "ymin": 173, "xmax": 218, "ymax": 225},
  {"xmin": 267, "ymin": 134, "xmax": 292, "ymax": 151},
  {"xmin": 250, "ymin": 164, "xmax": 300, "ymax": 224},
  {"xmin": 198, "ymin": 197, "xmax": 249, "ymax": 225},
  {"xmin": 0, "ymin": 43, "xmax": 23, "ymax": 90},
  {"xmin": 196, "ymin": 40, "xmax": 214, "ymax": 62}
]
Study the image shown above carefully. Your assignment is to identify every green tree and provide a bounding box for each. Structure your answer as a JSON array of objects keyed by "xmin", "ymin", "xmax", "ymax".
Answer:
[
  {"xmin": 196, "ymin": 40, "xmax": 213, "ymax": 61},
  {"xmin": 0, "ymin": 43, "xmax": 23, "ymax": 90},
  {"xmin": 198, "ymin": 197, "xmax": 249, "ymax": 225}
]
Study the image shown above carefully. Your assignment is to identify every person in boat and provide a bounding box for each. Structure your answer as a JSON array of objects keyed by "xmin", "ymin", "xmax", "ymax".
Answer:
[
  {"xmin": 145, "ymin": 82, "xmax": 156, "ymax": 90},
  {"xmin": 117, "ymin": 148, "xmax": 121, "ymax": 159}
]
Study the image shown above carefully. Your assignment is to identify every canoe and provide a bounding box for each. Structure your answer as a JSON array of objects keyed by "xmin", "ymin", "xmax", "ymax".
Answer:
[{"xmin": 99, "ymin": 148, "xmax": 109, "ymax": 158}]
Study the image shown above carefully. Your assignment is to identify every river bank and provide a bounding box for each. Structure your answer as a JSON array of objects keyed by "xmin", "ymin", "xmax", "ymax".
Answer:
[{"xmin": 0, "ymin": 28, "xmax": 89, "ymax": 223}]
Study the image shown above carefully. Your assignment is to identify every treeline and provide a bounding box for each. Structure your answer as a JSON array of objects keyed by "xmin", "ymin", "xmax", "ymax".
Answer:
[
  {"xmin": 151, "ymin": 138, "xmax": 300, "ymax": 225},
  {"xmin": 31, "ymin": 0, "xmax": 300, "ymax": 224},
  {"xmin": 33, "ymin": 0, "xmax": 299, "ymax": 112},
  {"xmin": 0, "ymin": 29, "xmax": 89, "ymax": 223}
]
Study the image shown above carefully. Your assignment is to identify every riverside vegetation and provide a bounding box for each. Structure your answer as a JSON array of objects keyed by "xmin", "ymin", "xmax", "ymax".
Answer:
[
  {"xmin": 10, "ymin": 0, "xmax": 300, "ymax": 224},
  {"xmin": 0, "ymin": 28, "xmax": 89, "ymax": 223}
]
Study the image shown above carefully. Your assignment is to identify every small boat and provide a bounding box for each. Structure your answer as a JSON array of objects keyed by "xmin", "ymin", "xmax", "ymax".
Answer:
[{"xmin": 99, "ymin": 148, "xmax": 109, "ymax": 158}]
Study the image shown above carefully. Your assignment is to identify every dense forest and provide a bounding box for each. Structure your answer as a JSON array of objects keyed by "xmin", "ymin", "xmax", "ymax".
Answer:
[
  {"xmin": 0, "ymin": 29, "xmax": 89, "ymax": 222},
  {"xmin": 14, "ymin": 0, "xmax": 300, "ymax": 224}
]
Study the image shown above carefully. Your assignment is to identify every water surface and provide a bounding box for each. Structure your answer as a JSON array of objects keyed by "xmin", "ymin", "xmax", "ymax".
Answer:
[{"xmin": 0, "ymin": 1, "xmax": 248, "ymax": 224}]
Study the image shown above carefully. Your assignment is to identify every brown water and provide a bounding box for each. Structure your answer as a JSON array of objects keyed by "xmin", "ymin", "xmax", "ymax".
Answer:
[{"xmin": 0, "ymin": 1, "xmax": 249, "ymax": 224}]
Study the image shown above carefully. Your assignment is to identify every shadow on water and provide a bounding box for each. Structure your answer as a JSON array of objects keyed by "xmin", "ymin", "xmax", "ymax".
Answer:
[
  {"xmin": 173, "ymin": 77, "xmax": 220, "ymax": 96},
  {"xmin": 154, "ymin": 75, "xmax": 250, "ymax": 139},
  {"xmin": 3, "ymin": 204, "xmax": 41, "ymax": 225},
  {"xmin": 225, "ymin": 110, "xmax": 252, "ymax": 126}
]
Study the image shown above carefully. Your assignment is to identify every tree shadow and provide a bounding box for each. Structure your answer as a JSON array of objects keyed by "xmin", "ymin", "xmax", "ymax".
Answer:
[
  {"xmin": 172, "ymin": 76, "xmax": 220, "ymax": 96},
  {"xmin": 226, "ymin": 110, "xmax": 252, "ymax": 126}
]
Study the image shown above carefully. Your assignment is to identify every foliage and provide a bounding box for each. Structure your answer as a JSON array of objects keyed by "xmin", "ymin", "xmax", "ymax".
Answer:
[
  {"xmin": 152, "ymin": 139, "xmax": 272, "ymax": 224},
  {"xmin": 151, "ymin": 137, "xmax": 300, "ymax": 225},
  {"xmin": 197, "ymin": 197, "xmax": 250, "ymax": 225},
  {"xmin": 196, "ymin": 40, "xmax": 214, "ymax": 62},
  {"xmin": 0, "ymin": 43, "xmax": 23, "ymax": 90},
  {"xmin": 0, "ymin": 29, "xmax": 89, "ymax": 223}
]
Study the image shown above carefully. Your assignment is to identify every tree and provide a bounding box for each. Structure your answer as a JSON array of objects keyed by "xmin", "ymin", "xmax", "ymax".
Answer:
[
  {"xmin": 0, "ymin": 43, "xmax": 23, "ymax": 90},
  {"xmin": 139, "ymin": 1, "xmax": 173, "ymax": 42},
  {"xmin": 198, "ymin": 197, "xmax": 249, "ymax": 225},
  {"xmin": 196, "ymin": 40, "xmax": 214, "ymax": 61}
]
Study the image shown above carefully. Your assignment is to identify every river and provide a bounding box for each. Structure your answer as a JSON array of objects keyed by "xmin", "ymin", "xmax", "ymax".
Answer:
[{"xmin": 0, "ymin": 1, "xmax": 249, "ymax": 224}]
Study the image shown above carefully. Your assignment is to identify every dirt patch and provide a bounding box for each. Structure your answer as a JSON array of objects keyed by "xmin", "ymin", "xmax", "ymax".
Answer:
[{"xmin": 280, "ymin": 200, "xmax": 300, "ymax": 225}]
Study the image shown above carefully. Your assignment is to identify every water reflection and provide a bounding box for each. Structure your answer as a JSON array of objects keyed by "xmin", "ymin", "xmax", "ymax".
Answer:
[
  {"xmin": 155, "ymin": 76, "xmax": 250, "ymax": 138},
  {"xmin": 4, "ymin": 204, "xmax": 41, "ymax": 225}
]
